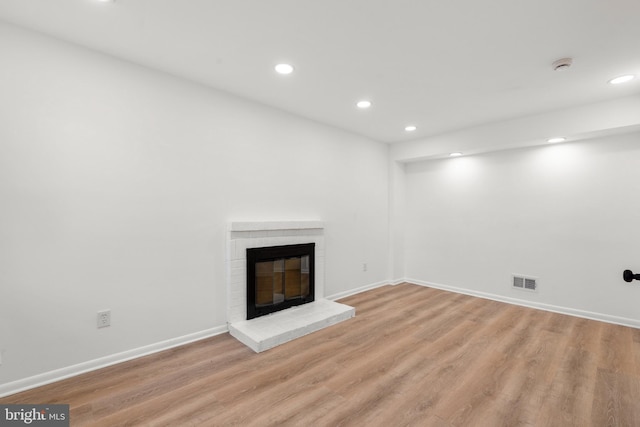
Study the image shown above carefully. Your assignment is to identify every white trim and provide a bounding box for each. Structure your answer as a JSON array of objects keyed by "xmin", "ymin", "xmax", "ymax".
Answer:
[
  {"xmin": 325, "ymin": 280, "xmax": 390, "ymax": 301},
  {"xmin": 0, "ymin": 326, "xmax": 228, "ymax": 399},
  {"xmin": 229, "ymin": 220, "xmax": 324, "ymax": 232},
  {"xmin": 407, "ymin": 278, "xmax": 640, "ymax": 329}
]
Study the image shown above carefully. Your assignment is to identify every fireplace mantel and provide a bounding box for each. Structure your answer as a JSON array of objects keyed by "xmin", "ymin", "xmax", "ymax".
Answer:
[{"xmin": 228, "ymin": 220, "xmax": 324, "ymax": 232}]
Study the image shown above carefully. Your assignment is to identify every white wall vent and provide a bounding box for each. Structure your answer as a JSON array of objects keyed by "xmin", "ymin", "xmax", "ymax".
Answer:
[{"xmin": 512, "ymin": 274, "xmax": 538, "ymax": 292}]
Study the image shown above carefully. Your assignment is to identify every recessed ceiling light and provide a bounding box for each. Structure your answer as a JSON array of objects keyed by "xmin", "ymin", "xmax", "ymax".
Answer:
[
  {"xmin": 405, "ymin": 125, "xmax": 417, "ymax": 132},
  {"xmin": 274, "ymin": 63, "xmax": 294, "ymax": 75},
  {"xmin": 95, "ymin": 0, "xmax": 115, "ymax": 2},
  {"xmin": 449, "ymin": 152, "xmax": 463, "ymax": 157},
  {"xmin": 356, "ymin": 100, "xmax": 372, "ymax": 109},
  {"xmin": 552, "ymin": 58, "xmax": 573, "ymax": 71},
  {"xmin": 608, "ymin": 75, "xmax": 635, "ymax": 85},
  {"xmin": 547, "ymin": 137, "xmax": 566, "ymax": 143}
]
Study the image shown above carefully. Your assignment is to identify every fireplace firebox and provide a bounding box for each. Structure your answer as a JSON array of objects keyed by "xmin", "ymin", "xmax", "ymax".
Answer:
[{"xmin": 246, "ymin": 243, "xmax": 315, "ymax": 320}]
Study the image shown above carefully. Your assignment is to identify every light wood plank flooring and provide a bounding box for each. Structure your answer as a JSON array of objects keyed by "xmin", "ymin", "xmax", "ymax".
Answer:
[{"xmin": 2, "ymin": 283, "xmax": 640, "ymax": 426}]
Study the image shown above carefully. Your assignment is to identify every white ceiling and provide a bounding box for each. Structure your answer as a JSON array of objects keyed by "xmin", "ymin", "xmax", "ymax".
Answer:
[{"xmin": 1, "ymin": 0, "xmax": 639, "ymax": 143}]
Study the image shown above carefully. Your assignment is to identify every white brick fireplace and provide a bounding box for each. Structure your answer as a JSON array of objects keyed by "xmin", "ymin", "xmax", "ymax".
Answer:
[{"xmin": 226, "ymin": 220, "xmax": 354, "ymax": 352}]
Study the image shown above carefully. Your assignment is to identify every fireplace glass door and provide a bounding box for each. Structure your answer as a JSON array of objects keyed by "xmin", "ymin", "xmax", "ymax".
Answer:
[
  {"xmin": 247, "ymin": 243, "xmax": 314, "ymax": 319},
  {"xmin": 255, "ymin": 256, "xmax": 310, "ymax": 306}
]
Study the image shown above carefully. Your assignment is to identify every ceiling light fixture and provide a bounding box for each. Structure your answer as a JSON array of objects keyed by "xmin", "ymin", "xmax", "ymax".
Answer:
[
  {"xmin": 449, "ymin": 152, "xmax": 463, "ymax": 157},
  {"xmin": 405, "ymin": 125, "xmax": 417, "ymax": 132},
  {"xmin": 608, "ymin": 75, "xmax": 635, "ymax": 85},
  {"xmin": 552, "ymin": 58, "xmax": 573, "ymax": 71},
  {"xmin": 274, "ymin": 63, "xmax": 294, "ymax": 75},
  {"xmin": 547, "ymin": 137, "xmax": 566, "ymax": 143},
  {"xmin": 356, "ymin": 100, "xmax": 372, "ymax": 109}
]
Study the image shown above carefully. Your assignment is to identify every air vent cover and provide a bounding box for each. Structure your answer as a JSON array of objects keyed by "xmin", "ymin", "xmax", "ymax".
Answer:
[
  {"xmin": 524, "ymin": 278, "xmax": 537, "ymax": 290},
  {"xmin": 512, "ymin": 274, "xmax": 537, "ymax": 292}
]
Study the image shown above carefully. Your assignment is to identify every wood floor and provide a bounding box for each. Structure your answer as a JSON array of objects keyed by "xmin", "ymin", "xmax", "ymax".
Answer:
[{"xmin": 2, "ymin": 283, "xmax": 640, "ymax": 426}]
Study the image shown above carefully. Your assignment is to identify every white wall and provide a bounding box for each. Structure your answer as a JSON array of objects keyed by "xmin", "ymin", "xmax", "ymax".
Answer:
[
  {"xmin": 0, "ymin": 22, "xmax": 389, "ymax": 388},
  {"xmin": 403, "ymin": 132, "xmax": 640, "ymax": 324}
]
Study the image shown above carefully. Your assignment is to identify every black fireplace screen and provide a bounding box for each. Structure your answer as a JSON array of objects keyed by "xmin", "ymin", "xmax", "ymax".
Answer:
[{"xmin": 246, "ymin": 243, "xmax": 315, "ymax": 320}]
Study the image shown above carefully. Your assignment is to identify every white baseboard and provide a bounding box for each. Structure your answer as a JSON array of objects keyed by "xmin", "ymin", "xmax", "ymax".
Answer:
[
  {"xmin": 325, "ymin": 280, "xmax": 391, "ymax": 301},
  {"xmin": 0, "ymin": 325, "xmax": 228, "ymax": 399},
  {"xmin": 407, "ymin": 278, "xmax": 640, "ymax": 329}
]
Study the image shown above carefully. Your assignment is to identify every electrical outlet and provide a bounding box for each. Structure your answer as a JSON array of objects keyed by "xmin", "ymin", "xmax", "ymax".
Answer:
[
  {"xmin": 97, "ymin": 310, "xmax": 111, "ymax": 328},
  {"xmin": 363, "ymin": 263, "xmax": 368, "ymax": 272}
]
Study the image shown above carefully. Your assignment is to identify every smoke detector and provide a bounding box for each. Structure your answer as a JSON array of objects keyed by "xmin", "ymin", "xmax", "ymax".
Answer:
[{"xmin": 552, "ymin": 58, "xmax": 573, "ymax": 71}]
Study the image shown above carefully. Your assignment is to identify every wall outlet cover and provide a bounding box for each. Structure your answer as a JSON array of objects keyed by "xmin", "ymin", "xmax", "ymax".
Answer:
[{"xmin": 97, "ymin": 310, "xmax": 111, "ymax": 328}]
